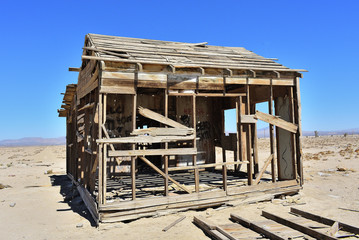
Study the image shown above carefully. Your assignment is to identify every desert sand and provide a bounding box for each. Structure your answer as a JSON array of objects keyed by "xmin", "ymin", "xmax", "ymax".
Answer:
[{"xmin": 0, "ymin": 135, "xmax": 358, "ymax": 239}]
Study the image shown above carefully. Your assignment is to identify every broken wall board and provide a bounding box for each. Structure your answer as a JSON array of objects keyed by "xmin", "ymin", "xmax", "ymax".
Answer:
[{"xmin": 274, "ymin": 97, "xmax": 295, "ymax": 180}]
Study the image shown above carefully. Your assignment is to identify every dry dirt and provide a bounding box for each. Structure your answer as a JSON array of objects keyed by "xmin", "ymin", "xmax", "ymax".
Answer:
[{"xmin": 0, "ymin": 135, "xmax": 358, "ymax": 239}]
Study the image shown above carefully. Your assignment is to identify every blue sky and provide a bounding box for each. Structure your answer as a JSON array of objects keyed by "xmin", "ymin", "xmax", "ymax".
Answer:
[{"xmin": 0, "ymin": 0, "xmax": 358, "ymax": 140}]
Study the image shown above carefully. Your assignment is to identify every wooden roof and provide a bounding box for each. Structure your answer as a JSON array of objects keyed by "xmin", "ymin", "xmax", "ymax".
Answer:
[
  {"xmin": 83, "ymin": 33, "xmax": 306, "ymax": 73},
  {"xmin": 58, "ymin": 84, "xmax": 77, "ymax": 117}
]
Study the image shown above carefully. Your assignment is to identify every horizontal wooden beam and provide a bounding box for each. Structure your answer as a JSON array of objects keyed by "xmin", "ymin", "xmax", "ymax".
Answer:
[
  {"xmin": 68, "ymin": 67, "xmax": 81, "ymax": 72},
  {"xmin": 168, "ymin": 161, "xmax": 249, "ymax": 171},
  {"xmin": 108, "ymin": 148, "xmax": 197, "ymax": 157},
  {"xmin": 254, "ymin": 111, "xmax": 298, "ymax": 133},
  {"xmin": 240, "ymin": 115, "xmax": 257, "ymax": 124},
  {"xmin": 131, "ymin": 127, "xmax": 194, "ymax": 136},
  {"xmin": 97, "ymin": 135, "xmax": 196, "ymax": 144},
  {"xmin": 168, "ymin": 92, "xmax": 245, "ymax": 97},
  {"xmin": 78, "ymin": 102, "xmax": 95, "ymax": 111}
]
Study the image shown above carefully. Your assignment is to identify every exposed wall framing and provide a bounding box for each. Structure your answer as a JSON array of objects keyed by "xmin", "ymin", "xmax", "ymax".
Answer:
[{"xmin": 58, "ymin": 34, "xmax": 305, "ymax": 223}]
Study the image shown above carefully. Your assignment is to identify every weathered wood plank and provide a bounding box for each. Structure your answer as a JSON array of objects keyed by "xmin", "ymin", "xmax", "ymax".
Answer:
[
  {"xmin": 254, "ymin": 154, "xmax": 273, "ymax": 185},
  {"xmin": 168, "ymin": 161, "xmax": 248, "ymax": 171},
  {"xmin": 290, "ymin": 207, "xmax": 359, "ymax": 235},
  {"xmin": 240, "ymin": 115, "xmax": 257, "ymax": 124},
  {"xmin": 138, "ymin": 106, "xmax": 189, "ymax": 129},
  {"xmin": 109, "ymin": 148, "xmax": 197, "ymax": 157},
  {"xmin": 131, "ymin": 127, "xmax": 194, "ymax": 136},
  {"xmin": 97, "ymin": 135, "xmax": 195, "ymax": 144},
  {"xmin": 254, "ymin": 111, "xmax": 298, "ymax": 133},
  {"xmin": 78, "ymin": 102, "xmax": 95, "ymax": 111},
  {"xmin": 162, "ymin": 216, "xmax": 186, "ymax": 232},
  {"xmin": 230, "ymin": 213, "xmax": 285, "ymax": 240},
  {"xmin": 262, "ymin": 211, "xmax": 337, "ymax": 240}
]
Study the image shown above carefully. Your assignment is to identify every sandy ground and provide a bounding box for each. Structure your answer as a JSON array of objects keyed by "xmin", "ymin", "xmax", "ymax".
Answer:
[{"xmin": 0, "ymin": 135, "xmax": 358, "ymax": 239}]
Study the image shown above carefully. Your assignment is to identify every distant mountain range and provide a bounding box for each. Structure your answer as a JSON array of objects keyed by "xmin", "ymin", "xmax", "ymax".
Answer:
[
  {"xmin": 256, "ymin": 128, "xmax": 359, "ymax": 138},
  {"xmin": 1, "ymin": 128, "xmax": 358, "ymax": 146},
  {"xmin": 0, "ymin": 137, "xmax": 66, "ymax": 147}
]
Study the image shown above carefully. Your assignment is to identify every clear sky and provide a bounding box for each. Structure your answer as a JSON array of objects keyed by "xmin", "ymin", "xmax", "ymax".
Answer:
[{"xmin": 1, "ymin": 0, "xmax": 358, "ymax": 140}]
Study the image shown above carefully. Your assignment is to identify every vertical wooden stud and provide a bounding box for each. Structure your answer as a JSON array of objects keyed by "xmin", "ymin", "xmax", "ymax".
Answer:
[
  {"xmin": 289, "ymin": 87, "xmax": 298, "ymax": 180},
  {"xmin": 193, "ymin": 95, "xmax": 199, "ymax": 193},
  {"xmin": 98, "ymin": 94, "xmax": 103, "ymax": 205},
  {"xmin": 294, "ymin": 77, "xmax": 303, "ymax": 184},
  {"xmin": 102, "ymin": 94, "xmax": 107, "ymax": 204},
  {"xmin": 131, "ymin": 94, "xmax": 137, "ymax": 200},
  {"xmin": 246, "ymin": 84, "xmax": 253, "ymax": 185},
  {"xmin": 164, "ymin": 90, "xmax": 169, "ymax": 196},
  {"xmin": 235, "ymin": 97, "xmax": 242, "ymax": 172},
  {"xmin": 269, "ymin": 80, "xmax": 276, "ymax": 182}
]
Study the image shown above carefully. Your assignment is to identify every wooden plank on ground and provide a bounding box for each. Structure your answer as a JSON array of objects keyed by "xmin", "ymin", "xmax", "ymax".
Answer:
[
  {"xmin": 230, "ymin": 213, "xmax": 285, "ymax": 240},
  {"xmin": 254, "ymin": 110, "xmax": 298, "ymax": 133},
  {"xmin": 162, "ymin": 216, "xmax": 186, "ymax": 232},
  {"xmin": 261, "ymin": 211, "xmax": 337, "ymax": 240},
  {"xmin": 290, "ymin": 207, "xmax": 359, "ymax": 235},
  {"xmin": 138, "ymin": 106, "xmax": 189, "ymax": 129}
]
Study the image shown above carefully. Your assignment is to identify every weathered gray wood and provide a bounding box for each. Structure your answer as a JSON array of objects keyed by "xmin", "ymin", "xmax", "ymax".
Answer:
[
  {"xmin": 254, "ymin": 154, "xmax": 273, "ymax": 185},
  {"xmin": 131, "ymin": 127, "xmax": 194, "ymax": 136},
  {"xmin": 82, "ymin": 55, "xmax": 306, "ymax": 73},
  {"xmin": 168, "ymin": 161, "xmax": 248, "ymax": 171},
  {"xmin": 138, "ymin": 106, "xmax": 189, "ymax": 129},
  {"xmin": 274, "ymin": 96, "xmax": 295, "ymax": 180},
  {"xmin": 291, "ymin": 207, "xmax": 359, "ymax": 235},
  {"xmin": 240, "ymin": 115, "xmax": 257, "ymax": 124},
  {"xmin": 109, "ymin": 148, "xmax": 197, "ymax": 157},
  {"xmin": 254, "ymin": 111, "xmax": 297, "ymax": 133},
  {"xmin": 97, "ymin": 135, "xmax": 195, "ymax": 144},
  {"xmin": 162, "ymin": 216, "xmax": 186, "ymax": 232},
  {"xmin": 230, "ymin": 213, "xmax": 285, "ymax": 240},
  {"xmin": 262, "ymin": 211, "xmax": 337, "ymax": 240},
  {"xmin": 268, "ymin": 81, "xmax": 276, "ymax": 182}
]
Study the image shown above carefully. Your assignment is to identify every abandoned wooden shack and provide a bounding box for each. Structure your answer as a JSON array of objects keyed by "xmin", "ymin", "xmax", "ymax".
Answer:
[{"xmin": 58, "ymin": 33, "xmax": 306, "ymax": 224}]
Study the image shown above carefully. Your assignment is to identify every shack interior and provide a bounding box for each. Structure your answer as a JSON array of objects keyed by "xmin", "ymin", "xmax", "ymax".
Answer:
[{"xmin": 58, "ymin": 34, "xmax": 306, "ymax": 224}]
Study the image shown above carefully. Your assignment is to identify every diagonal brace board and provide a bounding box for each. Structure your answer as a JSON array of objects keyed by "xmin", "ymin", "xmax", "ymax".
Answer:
[
  {"xmin": 138, "ymin": 156, "xmax": 191, "ymax": 194},
  {"xmin": 138, "ymin": 106, "xmax": 189, "ymax": 129},
  {"xmin": 254, "ymin": 111, "xmax": 298, "ymax": 133},
  {"xmin": 254, "ymin": 154, "xmax": 274, "ymax": 185}
]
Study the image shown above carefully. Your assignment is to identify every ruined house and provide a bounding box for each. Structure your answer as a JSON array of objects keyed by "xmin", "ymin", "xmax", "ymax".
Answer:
[{"xmin": 58, "ymin": 33, "xmax": 306, "ymax": 223}]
